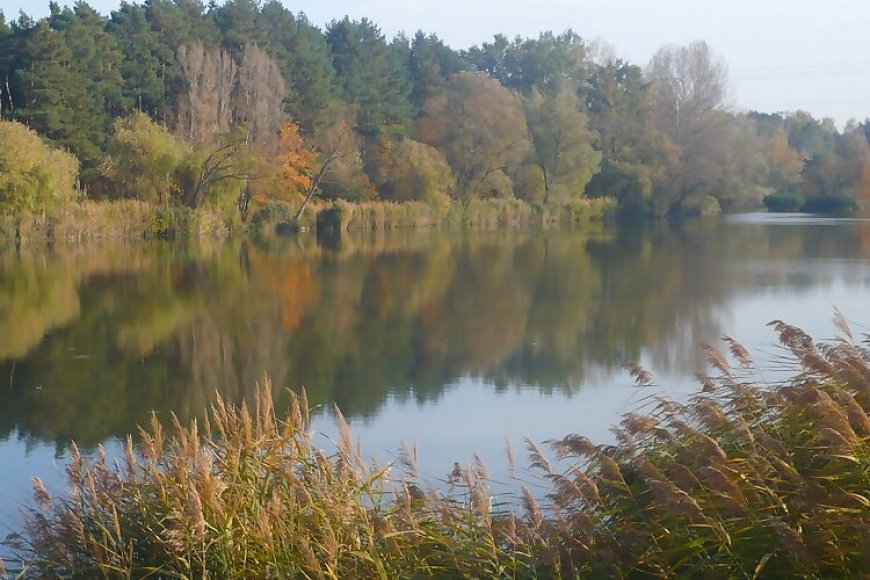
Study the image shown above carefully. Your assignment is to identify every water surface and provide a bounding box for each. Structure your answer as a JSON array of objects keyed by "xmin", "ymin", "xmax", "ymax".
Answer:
[{"xmin": 1, "ymin": 214, "xmax": 869, "ymax": 538}]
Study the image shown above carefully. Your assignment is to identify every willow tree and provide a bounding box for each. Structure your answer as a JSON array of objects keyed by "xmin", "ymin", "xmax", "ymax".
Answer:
[
  {"xmin": 524, "ymin": 87, "xmax": 601, "ymax": 202},
  {"xmin": 417, "ymin": 72, "xmax": 530, "ymax": 200},
  {"xmin": 101, "ymin": 112, "xmax": 188, "ymax": 205},
  {"xmin": 0, "ymin": 120, "xmax": 78, "ymax": 213}
]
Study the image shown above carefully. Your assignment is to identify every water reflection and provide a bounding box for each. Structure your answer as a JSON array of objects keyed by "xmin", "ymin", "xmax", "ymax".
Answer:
[{"xmin": 1, "ymin": 218, "xmax": 869, "ymax": 451}]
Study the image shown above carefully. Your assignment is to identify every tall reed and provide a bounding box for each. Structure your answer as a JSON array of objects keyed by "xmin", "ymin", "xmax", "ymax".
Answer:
[{"xmin": 13, "ymin": 382, "xmax": 535, "ymax": 578}]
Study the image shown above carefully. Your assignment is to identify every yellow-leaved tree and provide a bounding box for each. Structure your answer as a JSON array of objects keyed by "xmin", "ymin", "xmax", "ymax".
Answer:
[{"xmin": 0, "ymin": 120, "xmax": 79, "ymax": 214}]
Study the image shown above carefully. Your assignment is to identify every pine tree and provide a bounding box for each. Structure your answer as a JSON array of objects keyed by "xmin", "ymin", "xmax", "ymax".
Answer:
[
  {"xmin": 259, "ymin": 1, "xmax": 336, "ymax": 131},
  {"xmin": 326, "ymin": 17, "xmax": 413, "ymax": 139},
  {"xmin": 108, "ymin": 2, "xmax": 172, "ymax": 119}
]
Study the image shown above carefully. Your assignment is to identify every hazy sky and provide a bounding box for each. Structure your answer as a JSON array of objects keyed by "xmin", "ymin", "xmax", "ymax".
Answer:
[{"xmin": 5, "ymin": 0, "xmax": 870, "ymax": 125}]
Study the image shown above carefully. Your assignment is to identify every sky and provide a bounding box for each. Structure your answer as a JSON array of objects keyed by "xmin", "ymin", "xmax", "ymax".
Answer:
[{"xmin": 4, "ymin": 0, "xmax": 870, "ymax": 126}]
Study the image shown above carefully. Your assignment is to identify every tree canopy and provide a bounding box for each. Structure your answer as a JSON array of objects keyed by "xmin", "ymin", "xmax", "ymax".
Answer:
[{"xmin": 0, "ymin": 2, "xmax": 868, "ymax": 218}]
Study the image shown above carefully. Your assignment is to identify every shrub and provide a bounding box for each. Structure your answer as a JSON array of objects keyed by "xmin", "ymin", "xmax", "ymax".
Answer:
[
  {"xmin": 764, "ymin": 192, "xmax": 806, "ymax": 212},
  {"xmin": 101, "ymin": 112, "xmax": 188, "ymax": 205},
  {"xmin": 0, "ymin": 120, "xmax": 79, "ymax": 215},
  {"xmin": 801, "ymin": 194, "xmax": 858, "ymax": 215}
]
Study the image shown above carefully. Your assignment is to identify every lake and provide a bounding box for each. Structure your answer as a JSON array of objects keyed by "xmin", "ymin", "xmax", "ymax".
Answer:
[{"xmin": 1, "ymin": 213, "xmax": 870, "ymax": 541}]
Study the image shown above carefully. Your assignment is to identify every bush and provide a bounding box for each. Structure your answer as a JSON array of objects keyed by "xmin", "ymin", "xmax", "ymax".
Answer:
[
  {"xmin": 541, "ymin": 197, "xmax": 617, "ymax": 225},
  {"xmin": 677, "ymin": 194, "xmax": 722, "ymax": 217},
  {"xmin": 0, "ymin": 120, "xmax": 79, "ymax": 215},
  {"xmin": 801, "ymin": 194, "xmax": 858, "ymax": 215},
  {"xmin": 101, "ymin": 112, "xmax": 188, "ymax": 205},
  {"xmin": 249, "ymin": 200, "xmax": 322, "ymax": 237},
  {"xmin": 764, "ymin": 192, "xmax": 806, "ymax": 212}
]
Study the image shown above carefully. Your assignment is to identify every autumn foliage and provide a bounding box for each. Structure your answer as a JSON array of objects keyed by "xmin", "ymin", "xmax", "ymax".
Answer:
[{"xmin": 276, "ymin": 122, "xmax": 317, "ymax": 198}]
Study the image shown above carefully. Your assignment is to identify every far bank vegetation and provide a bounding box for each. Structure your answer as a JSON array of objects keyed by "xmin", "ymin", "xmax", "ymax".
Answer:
[{"xmin": 1, "ymin": 3, "xmax": 869, "ymax": 241}]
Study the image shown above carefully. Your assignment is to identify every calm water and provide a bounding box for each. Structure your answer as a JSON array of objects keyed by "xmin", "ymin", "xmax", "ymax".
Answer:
[{"xmin": 1, "ymin": 213, "xmax": 870, "ymax": 539}]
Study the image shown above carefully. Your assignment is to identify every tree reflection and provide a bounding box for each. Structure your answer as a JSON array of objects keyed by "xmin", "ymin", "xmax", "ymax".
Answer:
[{"xmin": 0, "ymin": 220, "xmax": 868, "ymax": 448}]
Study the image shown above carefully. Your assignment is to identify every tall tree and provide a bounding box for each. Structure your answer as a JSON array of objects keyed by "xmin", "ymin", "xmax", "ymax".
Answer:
[
  {"xmin": 646, "ymin": 41, "xmax": 728, "ymax": 141},
  {"xmin": 213, "ymin": 0, "xmax": 267, "ymax": 55},
  {"xmin": 645, "ymin": 41, "xmax": 733, "ymax": 213},
  {"xmin": 18, "ymin": 5, "xmax": 124, "ymax": 178},
  {"xmin": 467, "ymin": 31, "xmax": 589, "ymax": 96},
  {"xmin": 235, "ymin": 43, "xmax": 286, "ymax": 149},
  {"xmin": 144, "ymin": 0, "xmax": 219, "ymax": 49},
  {"xmin": 65, "ymin": 3, "xmax": 125, "ymax": 120},
  {"xmin": 585, "ymin": 60, "xmax": 677, "ymax": 213},
  {"xmin": 417, "ymin": 72, "xmax": 530, "ymax": 200},
  {"xmin": 176, "ymin": 42, "xmax": 236, "ymax": 144},
  {"xmin": 17, "ymin": 21, "xmax": 89, "ymax": 160},
  {"xmin": 523, "ymin": 86, "xmax": 600, "ymax": 202},
  {"xmin": 408, "ymin": 31, "xmax": 467, "ymax": 109},
  {"xmin": 0, "ymin": 11, "xmax": 11, "ymax": 116},
  {"xmin": 326, "ymin": 17, "xmax": 413, "ymax": 139},
  {"xmin": 107, "ymin": 2, "xmax": 172, "ymax": 119},
  {"xmin": 259, "ymin": 2, "xmax": 336, "ymax": 131}
]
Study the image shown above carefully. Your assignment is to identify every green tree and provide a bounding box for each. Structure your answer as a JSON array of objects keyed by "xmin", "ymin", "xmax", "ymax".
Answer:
[
  {"xmin": 785, "ymin": 110, "xmax": 836, "ymax": 157},
  {"xmin": 326, "ymin": 18, "xmax": 413, "ymax": 139},
  {"xmin": 259, "ymin": 2, "xmax": 337, "ymax": 131},
  {"xmin": 17, "ymin": 21, "xmax": 88, "ymax": 156},
  {"xmin": 107, "ymin": 2, "xmax": 173, "ymax": 120},
  {"xmin": 417, "ymin": 72, "xmax": 530, "ymax": 200},
  {"xmin": 101, "ymin": 111, "xmax": 188, "ymax": 205},
  {"xmin": 144, "ymin": 0, "xmax": 220, "ymax": 50},
  {"xmin": 65, "ymin": 3, "xmax": 125, "ymax": 131},
  {"xmin": 409, "ymin": 31, "xmax": 467, "ymax": 109},
  {"xmin": 801, "ymin": 127, "xmax": 870, "ymax": 202},
  {"xmin": 466, "ymin": 31, "xmax": 589, "ymax": 96},
  {"xmin": 584, "ymin": 60, "xmax": 676, "ymax": 214},
  {"xmin": 213, "ymin": 0, "xmax": 267, "ymax": 55},
  {"xmin": 524, "ymin": 87, "xmax": 600, "ymax": 202},
  {"xmin": 0, "ymin": 119, "xmax": 78, "ymax": 213},
  {"xmin": 385, "ymin": 139, "xmax": 454, "ymax": 208},
  {"xmin": 17, "ymin": 5, "xmax": 124, "ymax": 181},
  {"xmin": 0, "ymin": 11, "xmax": 12, "ymax": 116}
]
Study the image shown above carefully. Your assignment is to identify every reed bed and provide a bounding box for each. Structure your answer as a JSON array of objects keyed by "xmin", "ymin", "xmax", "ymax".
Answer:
[
  {"xmin": 0, "ymin": 201, "xmax": 231, "ymax": 242},
  {"xmin": 5, "ymin": 316, "xmax": 869, "ymax": 578}
]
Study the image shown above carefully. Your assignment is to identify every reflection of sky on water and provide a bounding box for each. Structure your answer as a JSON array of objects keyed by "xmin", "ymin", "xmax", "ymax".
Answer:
[
  {"xmin": 0, "ymin": 436, "xmax": 124, "ymax": 567},
  {"xmin": 312, "ymin": 237, "xmax": 870, "ymax": 492},
  {"xmin": 311, "ymin": 372, "xmax": 647, "ymax": 492},
  {"xmin": 723, "ymin": 212, "xmax": 870, "ymax": 226}
]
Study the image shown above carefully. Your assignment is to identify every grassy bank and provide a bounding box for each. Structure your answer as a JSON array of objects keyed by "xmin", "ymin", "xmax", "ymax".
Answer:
[
  {"xmin": 5, "ymin": 319, "xmax": 867, "ymax": 578},
  {"xmin": 0, "ymin": 197, "xmax": 616, "ymax": 244},
  {"xmin": 252, "ymin": 197, "xmax": 616, "ymax": 238},
  {"xmin": 0, "ymin": 200, "xmax": 234, "ymax": 242}
]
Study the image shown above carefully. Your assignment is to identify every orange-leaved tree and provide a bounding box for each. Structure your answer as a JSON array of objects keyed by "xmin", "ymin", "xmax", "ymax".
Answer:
[{"xmin": 276, "ymin": 122, "xmax": 318, "ymax": 201}]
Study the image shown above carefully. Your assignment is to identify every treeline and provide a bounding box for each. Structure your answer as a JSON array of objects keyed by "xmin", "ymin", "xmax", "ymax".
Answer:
[{"xmin": 1, "ymin": 1, "xmax": 869, "ymax": 222}]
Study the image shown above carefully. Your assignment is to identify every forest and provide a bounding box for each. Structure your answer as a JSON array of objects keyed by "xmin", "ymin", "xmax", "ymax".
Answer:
[{"xmin": 1, "ymin": 0, "xmax": 869, "ymax": 227}]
